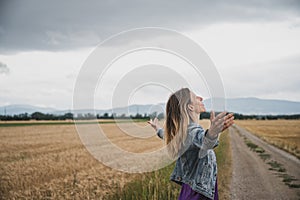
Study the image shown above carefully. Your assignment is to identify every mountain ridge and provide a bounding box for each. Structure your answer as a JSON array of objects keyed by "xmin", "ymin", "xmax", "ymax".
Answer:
[{"xmin": 1, "ymin": 98, "xmax": 300, "ymax": 115}]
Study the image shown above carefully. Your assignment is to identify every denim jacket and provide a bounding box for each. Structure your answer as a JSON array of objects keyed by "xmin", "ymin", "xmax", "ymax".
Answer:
[{"xmin": 157, "ymin": 122, "xmax": 219, "ymax": 199}]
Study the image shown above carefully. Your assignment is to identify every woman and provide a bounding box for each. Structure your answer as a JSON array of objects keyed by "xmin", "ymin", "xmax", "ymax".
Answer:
[{"xmin": 148, "ymin": 88, "xmax": 234, "ymax": 200}]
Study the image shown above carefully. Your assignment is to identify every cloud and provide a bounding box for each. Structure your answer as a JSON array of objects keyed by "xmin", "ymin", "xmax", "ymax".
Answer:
[
  {"xmin": 221, "ymin": 54, "xmax": 300, "ymax": 101},
  {"xmin": 0, "ymin": 61, "xmax": 9, "ymax": 75},
  {"xmin": 0, "ymin": 0, "xmax": 299, "ymax": 53}
]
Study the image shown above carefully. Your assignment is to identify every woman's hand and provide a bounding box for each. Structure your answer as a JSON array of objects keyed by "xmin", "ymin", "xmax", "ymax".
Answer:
[
  {"xmin": 222, "ymin": 112, "xmax": 235, "ymax": 131},
  {"xmin": 207, "ymin": 111, "xmax": 234, "ymax": 139},
  {"xmin": 147, "ymin": 117, "xmax": 161, "ymax": 132}
]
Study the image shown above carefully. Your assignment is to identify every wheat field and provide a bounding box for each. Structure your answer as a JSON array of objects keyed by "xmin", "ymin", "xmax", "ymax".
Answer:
[
  {"xmin": 0, "ymin": 121, "xmax": 164, "ymax": 199},
  {"xmin": 0, "ymin": 120, "xmax": 213, "ymax": 199},
  {"xmin": 236, "ymin": 120, "xmax": 300, "ymax": 159},
  {"xmin": 4, "ymin": 119, "xmax": 297, "ymax": 199}
]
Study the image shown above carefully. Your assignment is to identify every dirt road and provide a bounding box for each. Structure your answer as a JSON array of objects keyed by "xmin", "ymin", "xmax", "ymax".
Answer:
[{"xmin": 229, "ymin": 125, "xmax": 300, "ymax": 200}]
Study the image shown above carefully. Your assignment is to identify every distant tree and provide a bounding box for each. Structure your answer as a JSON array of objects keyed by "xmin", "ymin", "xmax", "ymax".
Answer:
[
  {"xmin": 134, "ymin": 113, "xmax": 143, "ymax": 119},
  {"xmin": 111, "ymin": 113, "xmax": 116, "ymax": 119},
  {"xmin": 63, "ymin": 112, "xmax": 74, "ymax": 120},
  {"xmin": 149, "ymin": 112, "xmax": 157, "ymax": 119},
  {"xmin": 157, "ymin": 112, "xmax": 164, "ymax": 120},
  {"xmin": 200, "ymin": 112, "xmax": 210, "ymax": 119},
  {"xmin": 1, "ymin": 110, "xmax": 299, "ymax": 121},
  {"xmin": 143, "ymin": 113, "xmax": 148, "ymax": 119},
  {"xmin": 76, "ymin": 113, "xmax": 84, "ymax": 119},
  {"xmin": 19, "ymin": 113, "xmax": 30, "ymax": 120},
  {"xmin": 85, "ymin": 113, "xmax": 96, "ymax": 119},
  {"xmin": 103, "ymin": 113, "xmax": 109, "ymax": 118},
  {"xmin": 31, "ymin": 112, "xmax": 46, "ymax": 120}
]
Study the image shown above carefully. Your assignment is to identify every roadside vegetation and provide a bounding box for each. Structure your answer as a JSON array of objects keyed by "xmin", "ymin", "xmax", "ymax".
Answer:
[
  {"xmin": 236, "ymin": 120, "xmax": 300, "ymax": 159},
  {"xmin": 234, "ymin": 126, "xmax": 300, "ymax": 189},
  {"xmin": 107, "ymin": 129, "xmax": 232, "ymax": 200}
]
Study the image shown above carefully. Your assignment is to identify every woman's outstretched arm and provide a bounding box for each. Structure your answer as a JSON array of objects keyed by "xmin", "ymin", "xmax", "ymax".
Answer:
[{"xmin": 148, "ymin": 118, "xmax": 164, "ymax": 139}]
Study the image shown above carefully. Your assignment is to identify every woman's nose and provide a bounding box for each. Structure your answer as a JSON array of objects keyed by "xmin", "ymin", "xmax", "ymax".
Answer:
[{"xmin": 197, "ymin": 96, "xmax": 203, "ymax": 101}]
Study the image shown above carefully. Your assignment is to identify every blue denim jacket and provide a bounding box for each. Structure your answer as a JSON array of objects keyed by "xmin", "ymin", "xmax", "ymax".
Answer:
[{"xmin": 157, "ymin": 122, "xmax": 219, "ymax": 199}]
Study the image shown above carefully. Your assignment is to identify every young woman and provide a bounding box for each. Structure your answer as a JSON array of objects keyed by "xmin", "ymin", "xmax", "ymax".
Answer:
[{"xmin": 148, "ymin": 88, "xmax": 234, "ymax": 200}]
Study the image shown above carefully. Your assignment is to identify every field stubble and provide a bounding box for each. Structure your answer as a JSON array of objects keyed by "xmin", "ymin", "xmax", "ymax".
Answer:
[
  {"xmin": 0, "ymin": 120, "xmax": 233, "ymax": 199},
  {"xmin": 107, "ymin": 120, "xmax": 232, "ymax": 200},
  {"xmin": 0, "ymin": 122, "xmax": 163, "ymax": 199},
  {"xmin": 236, "ymin": 120, "xmax": 300, "ymax": 159}
]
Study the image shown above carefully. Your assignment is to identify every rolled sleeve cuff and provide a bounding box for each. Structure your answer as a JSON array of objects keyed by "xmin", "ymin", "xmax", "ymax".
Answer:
[
  {"xmin": 157, "ymin": 128, "xmax": 164, "ymax": 139},
  {"xmin": 203, "ymin": 135, "xmax": 218, "ymax": 149},
  {"xmin": 199, "ymin": 129, "xmax": 218, "ymax": 158}
]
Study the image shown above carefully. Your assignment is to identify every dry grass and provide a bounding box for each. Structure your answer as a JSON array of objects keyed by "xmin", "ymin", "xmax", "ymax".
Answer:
[
  {"xmin": 0, "ymin": 119, "xmax": 231, "ymax": 199},
  {"xmin": 107, "ymin": 120, "xmax": 232, "ymax": 200},
  {"xmin": 215, "ymin": 129, "xmax": 232, "ymax": 200},
  {"xmin": 0, "ymin": 122, "xmax": 160, "ymax": 199},
  {"xmin": 236, "ymin": 120, "xmax": 300, "ymax": 159}
]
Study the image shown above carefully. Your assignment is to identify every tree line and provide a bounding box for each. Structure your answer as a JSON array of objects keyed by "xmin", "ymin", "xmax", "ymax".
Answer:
[
  {"xmin": 200, "ymin": 112, "xmax": 300, "ymax": 120},
  {"xmin": 0, "ymin": 111, "xmax": 165, "ymax": 121},
  {"xmin": 0, "ymin": 111, "xmax": 299, "ymax": 121}
]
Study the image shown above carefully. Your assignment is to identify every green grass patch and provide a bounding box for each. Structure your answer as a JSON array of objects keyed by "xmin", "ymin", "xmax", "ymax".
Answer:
[
  {"xmin": 279, "ymin": 174, "xmax": 297, "ymax": 183},
  {"xmin": 106, "ymin": 130, "xmax": 231, "ymax": 200},
  {"xmin": 105, "ymin": 163, "xmax": 180, "ymax": 200},
  {"xmin": 0, "ymin": 121, "xmax": 75, "ymax": 127},
  {"xmin": 245, "ymin": 139, "xmax": 258, "ymax": 150},
  {"xmin": 278, "ymin": 174, "xmax": 300, "ymax": 188},
  {"xmin": 215, "ymin": 130, "xmax": 232, "ymax": 200},
  {"xmin": 267, "ymin": 160, "xmax": 286, "ymax": 172},
  {"xmin": 286, "ymin": 183, "xmax": 300, "ymax": 188},
  {"xmin": 0, "ymin": 119, "xmax": 149, "ymax": 127},
  {"xmin": 258, "ymin": 153, "xmax": 271, "ymax": 161},
  {"xmin": 254, "ymin": 147, "xmax": 265, "ymax": 153}
]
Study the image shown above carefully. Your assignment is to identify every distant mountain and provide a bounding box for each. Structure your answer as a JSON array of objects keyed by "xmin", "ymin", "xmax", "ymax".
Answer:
[
  {"xmin": 0, "ymin": 104, "xmax": 57, "ymax": 115},
  {"xmin": 59, "ymin": 103, "xmax": 166, "ymax": 116},
  {"xmin": 107, "ymin": 103, "xmax": 165, "ymax": 116},
  {"xmin": 203, "ymin": 97, "xmax": 300, "ymax": 115},
  {"xmin": 1, "ymin": 98, "xmax": 300, "ymax": 115},
  {"xmin": 0, "ymin": 103, "xmax": 166, "ymax": 116}
]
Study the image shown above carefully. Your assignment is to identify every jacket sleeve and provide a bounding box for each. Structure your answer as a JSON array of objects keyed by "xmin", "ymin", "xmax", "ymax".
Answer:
[
  {"xmin": 156, "ymin": 128, "xmax": 164, "ymax": 140},
  {"xmin": 190, "ymin": 126, "xmax": 218, "ymax": 158},
  {"xmin": 213, "ymin": 139, "xmax": 219, "ymax": 148}
]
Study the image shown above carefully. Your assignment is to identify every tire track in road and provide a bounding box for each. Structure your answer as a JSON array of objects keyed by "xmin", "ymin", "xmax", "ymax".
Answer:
[{"xmin": 229, "ymin": 125, "xmax": 300, "ymax": 200}]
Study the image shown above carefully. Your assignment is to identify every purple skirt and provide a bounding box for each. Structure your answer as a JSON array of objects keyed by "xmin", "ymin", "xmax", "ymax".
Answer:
[{"xmin": 178, "ymin": 179, "xmax": 218, "ymax": 200}]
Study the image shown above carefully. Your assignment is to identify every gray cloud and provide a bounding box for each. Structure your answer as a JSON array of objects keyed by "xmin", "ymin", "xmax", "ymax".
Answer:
[
  {"xmin": 222, "ymin": 54, "xmax": 300, "ymax": 100},
  {"xmin": 0, "ymin": 0, "xmax": 299, "ymax": 54},
  {"xmin": 0, "ymin": 62, "xmax": 9, "ymax": 75}
]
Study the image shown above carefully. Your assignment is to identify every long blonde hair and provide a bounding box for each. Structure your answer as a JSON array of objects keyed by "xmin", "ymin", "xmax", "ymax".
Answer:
[{"xmin": 165, "ymin": 88, "xmax": 192, "ymax": 158}]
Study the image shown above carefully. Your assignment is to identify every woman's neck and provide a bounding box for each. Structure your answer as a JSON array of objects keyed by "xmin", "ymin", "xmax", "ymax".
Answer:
[{"xmin": 190, "ymin": 113, "xmax": 200, "ymax": 124}]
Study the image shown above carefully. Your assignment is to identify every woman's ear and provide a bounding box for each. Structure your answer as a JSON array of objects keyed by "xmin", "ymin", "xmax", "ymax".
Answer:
[{"xmin": 188, "ymin": 104, "xmax": 194, "ymax": 111}]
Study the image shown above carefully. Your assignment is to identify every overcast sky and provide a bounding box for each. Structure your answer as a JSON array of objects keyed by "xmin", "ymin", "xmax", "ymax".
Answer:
[{"xmin": 0, "ymin": 0, "xmax": 300, "ymax": 109}]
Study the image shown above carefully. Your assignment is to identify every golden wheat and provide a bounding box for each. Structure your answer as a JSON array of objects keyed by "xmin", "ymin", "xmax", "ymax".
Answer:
[
  {"xmin": 236, "ymin": 120, "xmax": 300, "ymax": 159},
  {"xmin": 0, "ymin": 122, "xmax": 162, "ymax": 199},
  {"xmin": 0, "ymin": 119, "xmax": 215, "ymax": 199}
]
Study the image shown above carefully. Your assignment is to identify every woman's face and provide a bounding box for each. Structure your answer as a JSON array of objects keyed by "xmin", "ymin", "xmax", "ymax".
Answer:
[{"xmin": 189, "ymin": 91, "xmax": 206, "ymax": 114}]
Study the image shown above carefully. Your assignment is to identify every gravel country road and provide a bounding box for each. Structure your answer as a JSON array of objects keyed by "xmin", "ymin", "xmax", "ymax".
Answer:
[{"xmin": 229, "ymin": 125, "xmax": 300, "ymax": 200}]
